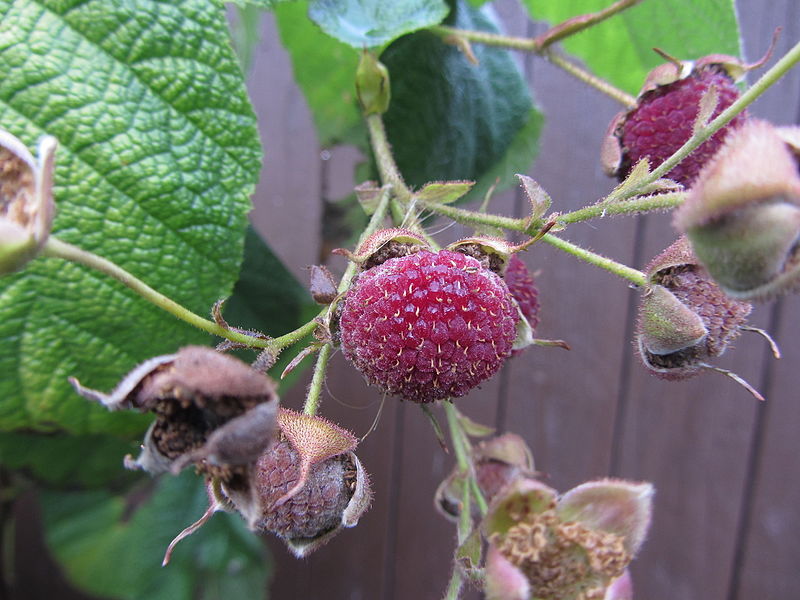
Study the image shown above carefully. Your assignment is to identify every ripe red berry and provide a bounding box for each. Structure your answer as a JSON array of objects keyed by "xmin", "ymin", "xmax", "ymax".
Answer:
[
  {"xmin": 605, "ymin": 62, "xmax": 748, "ymax": 187},
  {"xmin": 504, "ymin": 254, "xmax": 540, "ymax": 332},
  {"xmin": 339, "ymin": 249, "xmax": 517, "ymax": 403}
]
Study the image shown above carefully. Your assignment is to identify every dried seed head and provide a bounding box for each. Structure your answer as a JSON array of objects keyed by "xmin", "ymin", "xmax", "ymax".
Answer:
[
  {"xmin": 0, "ymin": 129, "xmax": 57, "ymax": 275},
  {"xmin": 675, "ymin": 120, "xmax": 800, "ymax": 300},
  {"xmin": 230, "ymin": 408, "xmax": 371, "ymax": 557},
  {"xmin": 70, "ymin": 346, "xmax": 279, "ymax": 478}
]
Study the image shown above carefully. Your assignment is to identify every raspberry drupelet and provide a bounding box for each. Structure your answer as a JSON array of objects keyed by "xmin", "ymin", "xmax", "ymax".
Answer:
[{"xmin": 339, "ymin": 249, "xmax": 517, "ymax": 403}]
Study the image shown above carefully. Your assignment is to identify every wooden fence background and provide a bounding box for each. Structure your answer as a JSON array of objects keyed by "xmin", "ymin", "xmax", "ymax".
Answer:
[{"xmin": 9, "ymin": 1, "xmax": 800, "ymax": 599}]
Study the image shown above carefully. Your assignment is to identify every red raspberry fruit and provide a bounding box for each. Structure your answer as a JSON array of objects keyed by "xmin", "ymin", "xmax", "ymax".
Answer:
[
  {"xmin": 504, "ymin": 254, "xmax": 540, "ymax": 332},
  {"xmin": 617, "ymin": 67, "xmax": 747, "ymax": 187},
  {"xmin": 339, "ymin": 249, "xmax": 517, "ymax": 403}
]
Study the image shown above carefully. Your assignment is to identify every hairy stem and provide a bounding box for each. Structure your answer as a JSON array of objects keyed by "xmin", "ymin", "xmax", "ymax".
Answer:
[
  {"xmin": 541, "ymin": 233, "xmax": 646, "ymax": 286},
  {"xmin": 42, "ymin": 237, "xmax": 315, "ymax": 349},
  {"xmin": 558, "ymin": 191, "xmax": 686, "ymax": 224},
  {"xmin": 303, "ymin": 343, "xmax": 333, "ymax": 417},
  {"xmin": 366, "ymin": 114, "xmax": 413, "ymax": 203},
  {"xmin": 534, "ymin": 0, "xmax": 642, "ymax": 51},
  {"xmin": 428, "ymin": 25, "xmax": 636, "ymax": 107}
]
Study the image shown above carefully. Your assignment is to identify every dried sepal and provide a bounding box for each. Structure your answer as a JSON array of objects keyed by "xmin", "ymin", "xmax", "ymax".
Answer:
[
  {"xmin": 332, "ymin": 227, "xmax": 430, "ymax": 270},
  {"xmin": 484, "ymin": 543, "xmax": 531, "ymax": 600},
  {"xmin": 308, "ymin": 265, "xmax": 338, "ymax": 304},
  {"xmin": 269, "ymin": 408, "xmax": 358, "ymax": 508},
  {"xmin": 447, "ymin": 236, "xmax": 533, "ymax": 276},
  {"xmin": 353, "ymin": 181, "xmax": 384, "ymax": 215},
  {"xmin": 675, "ymin": 120, "xmax": 800, "ymax": 300},
  {"xmin": 556, "ymin": 479, "xmax": 654, "ymax": 556},
  {"xmin": 70, "ymin": 346, "xmax": 279, "ymax": 476},
  {"xmin": 0, "ymin": 129, "xmax": 57, "ymax": 275}
]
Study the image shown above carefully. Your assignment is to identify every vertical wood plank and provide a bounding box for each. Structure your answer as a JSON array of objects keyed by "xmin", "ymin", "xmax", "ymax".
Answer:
[
  {"xmin": 613, "ymin": 3, "xmax": 800, "ymax": 599},
  {"xmin": 247, "ymin": 13, "xmax": 322, "ymax": 281},
  {"xmin": 729, "ymin": 1, "xmax": 800, "ymax": 598}
]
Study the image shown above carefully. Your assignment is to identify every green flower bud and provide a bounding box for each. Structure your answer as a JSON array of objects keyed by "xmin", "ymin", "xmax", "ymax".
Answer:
[
  {"xmin": 355, "ymin": 51, "xmax": 390, "ymax": 115},
  {"xmin": 675, "ymin": 120, "xmax": 800, "ymax": 300}
]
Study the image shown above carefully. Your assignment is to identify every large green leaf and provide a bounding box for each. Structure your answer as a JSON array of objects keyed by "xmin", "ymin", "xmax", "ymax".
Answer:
[
  {"xmin": 0, "ymin": 431, "xmax": 138, "ymax": 488},
  {"xmin": 308, "ymin": 0, "xmax": 449, "ymax": 48},
  {"xmin": 42, "ymin": 471, "xmax": 270, "ymax": 600},
  {"xmin": 523, "ymin": 0, "xmax": 742, "ymax": 95},
  {"xmin": 274, "ymin": 1, "xmax": 363, "ymax": 147},
  {"xmin": 0, "ymin": 1, "xmax": 262, "ymax": 434},
  {"xmin": 381, "ymin": 1, "xmax": 542, "ymax": 199}
]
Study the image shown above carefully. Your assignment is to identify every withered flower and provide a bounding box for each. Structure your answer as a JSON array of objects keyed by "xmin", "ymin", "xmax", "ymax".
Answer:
[
  {"xmin": 483, "ymin": 478, "xmax": 653, "ymax": 600},
  {"xmin": 234, "ymin": 408, "xmax": 372, "ymax": 557},
  {"xmin": 70, "ymin": 345, "xmax": 278, "ymax": 478},
  {"xmin": 164, "ymin": 407, "xmax": 372, "ymax": 562},
  {"xmin": 436, "ymin": 433, "xmax": 535, "ymax": 521},
  {"xmin": 0, "ymin": 128, "xmax": 57, "ymax": 275}
]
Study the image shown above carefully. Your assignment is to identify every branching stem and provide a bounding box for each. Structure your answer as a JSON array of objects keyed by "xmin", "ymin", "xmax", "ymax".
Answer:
[
  {"xmin": 303, "ymin": 188, "xmax": 392, "ymax": 416},
  {"xmin": 540, "ymin": 233, "xmax": 646, "ymax": 286}
]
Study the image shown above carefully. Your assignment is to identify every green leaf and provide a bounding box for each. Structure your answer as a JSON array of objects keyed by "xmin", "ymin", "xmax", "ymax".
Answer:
[
  {"xmin": 522, "ymin": 0, "xmax": 742, "ymax": 95},
  {"xmin": 0, "ymin": 1, "xmax": 261, "ymax": 434},
  {"xmin": 308, "ymin": 0, "xmax": 450, "ymax": 48},
  {"xmin": 0, "ymin": 432, "xmax": 139, "ymax": 488},
  {"xmin": 274, "ymin": 1, "xmax": 363, "ymax": 146},
  {"xmin": 42, "ymin": 471, "xmax": 270, "ymax": 600},
  {"xmin": 381, "ymin": 1, "xmax": 542, "ymax": 200}
]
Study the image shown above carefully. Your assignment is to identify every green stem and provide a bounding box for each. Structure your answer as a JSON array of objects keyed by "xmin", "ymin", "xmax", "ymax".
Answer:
[
  {"xmin": 543, "ymin": 51, "xmax": 637, "ymax": 107},
  {"xmin": 303, "ymin": 343, "xmax": 332, "ymax": 417},
  {"xmin": 366, "ymin": 114, "xmax": 413, "ymax": 203},
  {"xmin": 302, "ymin": 188, "xmax": 392, "ymax": 416},
  {"xmin": 541, "ymin": 233, "xmax": 646, "ymax": 286},
  {"xmin": 444, "ymin": 403, "xmax": 488, "ymax": 515},
  {"xmin": 417, "ymin": 200, "xmax": 525, "ymax": 232},
  {"xmin": 442, "ymin": 478, "xmax": 471, "ymax": 600},
  {"xmin": 641, "ymin": 40, "xmax": 800, "ymax": 191},
  {"xmin": 428, "ymin": 26, "xmax": 636, "ymax": 107},
  {"xmin": 558, "ymin": 191, "xmax": 686, "ymax": 224},
  {"xmin": 444, "ymin": 402, "xmax": 471, "ymax": 472},
  {"xmin": 42, "ymin": 237, "xmax": 314, "ymax": 349}
]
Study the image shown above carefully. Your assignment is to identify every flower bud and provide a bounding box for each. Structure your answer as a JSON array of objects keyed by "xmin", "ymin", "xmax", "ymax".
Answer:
[
  {"xmin": 0, "ymin": 129, "xmax": 57, "ymax": 275},
  {"xmin": 675, "ymin": 120, "xmax": 800, "ymax": 300},
  {"xmin": 69, "ymin": 345, "xmax": 279, "ymax": 478},
  {"xmin": 355, "ymin": 51, "xmax": 390, "ymax": 115},
  {"xmin": 482, "ymin": 477, "xmax": 653, "ymax": 600}
]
